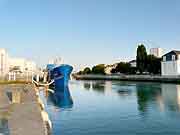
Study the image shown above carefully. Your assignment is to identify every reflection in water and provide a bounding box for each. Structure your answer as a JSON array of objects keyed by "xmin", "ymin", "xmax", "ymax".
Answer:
[
  {"xmin": 82, "ymin": 81, "xmax": 135, "ymax": 96},
  {"xmin": 161, "ymin": 84, "xmax": 180, "ymax": 112},
  {"xmin": 112, "ymin": 83, "xmax": 135, "ymax": 97},
  {"xmin": 47, "ymin": 86, "xmax": 73, "ymax": 109},
  {"xmin": 136, "ymin": 84, "xmax": 162, "ymax": 113},
  {"xmin": 117, "ymin": 89, "xmax": 132, "ymax": 97},
  {"xmin": 136, "ymin": 83, "xmax": 180, "ymax": 114},
  {"xmin": 83, "ymin": 82, "xmax": 91, "ymax": 90},
  {"xmin": 92, "ymin": 81, "xmax": 105, "ymax": 94},
  {"xmin": 45, "ymin": 81, "xmax": 180, "ymax": 135},
  {"xmin": 81, "ymin": 81, "xmax": 180, "ymax": 114}
]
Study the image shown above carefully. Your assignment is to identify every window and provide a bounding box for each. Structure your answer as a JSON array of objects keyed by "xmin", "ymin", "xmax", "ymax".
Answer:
[
  {"xmin": 163, "ymin": 56, "xmax": 166, "ymax": 61},
  {"xmin": 172, "ymin": 55, "xmax": 176, "ymax": 61}
]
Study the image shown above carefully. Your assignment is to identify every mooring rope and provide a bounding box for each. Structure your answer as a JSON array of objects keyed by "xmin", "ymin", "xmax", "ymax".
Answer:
[{"xmin": 32, "ymin": 79, "xmax": 54, "ymax": 86}]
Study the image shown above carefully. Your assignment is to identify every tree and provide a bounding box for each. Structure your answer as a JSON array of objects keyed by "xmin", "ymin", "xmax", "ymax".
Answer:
[
  {"xmin": 147, "ymin": 55, "xmax": 161, "ymax": 74},
  {"xmin": 83, "ymin": 67, "xmax": 91, "ymax": 74},
  {"xmin": 77, "ymin": 71, "xmax": 83, "ymax": 75},
  {"xmin": 92, "ymin": 64, "xmax": 105, "ymax": 74},
  {"xmin": 115, "ymin": 62, "xmax": 131, "ymax": 74},
  {"xmin": 110, "ymin": 62, "xmax": 135, "ymax": 74},
  {"xmin": 136, "ymin": 44, "xmax": 147, "ymax": 74},
  {"xmin": 129, "ymin": 67, "xmax": 137, "ymax": 74}
]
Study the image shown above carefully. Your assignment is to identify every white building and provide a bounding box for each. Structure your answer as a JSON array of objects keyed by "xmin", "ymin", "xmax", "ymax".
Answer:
[
  {"xmin": 25, "ymin": 60, "xmax": 36, "ymax": 72},
  {"xmin": 9, "ymin": 58, "xmax": 36, "ymax": 72},
  {"xmin": 150, "ymin": 48, "xmax": 163, "ymax": 58},
  {"xmin": 0, "ymin": 48, "xmax": 37, "ymax": 77},
  {"xmin": 161, "ymin": 50, "xmax": 180, "ymax": 76},
  {"xmin": 0, "ymin": 49, "xmax": 9, "ymax": 76},
  {"xmin": 9, "ymin": 58, "xmax": 26, "ymax": 72}
]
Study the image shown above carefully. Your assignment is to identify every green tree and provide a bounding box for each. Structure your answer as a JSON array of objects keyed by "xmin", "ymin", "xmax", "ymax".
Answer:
[
  {"xmin": 111, "ymin": 62, "xmax": 135, "ymax": 74},
  {"xmin": 136, "ymin": 44, "xmax": 147, "ymax": 73},
  {"xmin": 83, "ymin": 67, "xmax": 91, "ymax": 74},
  {"xmin": 147, "ymin": 55, "xmax": 161, "ymax": 74},
  {"xmin": 129, "ymin": 67, "xmax": 137, "ymax": 74},
  {"xmin": 115, "ymin": 62, "xmax": 131, "ymax": 74},
  {"xmin": 92, "ymin": 64, "xmax": 105, "ymax": 74}
]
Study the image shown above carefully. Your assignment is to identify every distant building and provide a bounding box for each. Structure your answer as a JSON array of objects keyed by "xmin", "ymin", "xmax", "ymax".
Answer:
[
  {"xmin": 9, "ymin": 58, "xmax": 36, "ymax": 73},
  {"xmin": 0, "ymin": 48, "xmax": 36, "ymax": 77},
  {"xmin": 0, "ymin": 49, "xmax": 9, "ymax": 76},
  {"xmin": 105, "ymin": 64, "xmax": 117, "ymax": 74},
  {"xmin": 9, "ymin": 58, "xmax": 26, "ymax": 72},
  {"xmin": 161, "ymin": 50, "xmax": 180, "ymax": 76},
  {"xmin": 150, "ymin": 48, "xmax": 163, "ymax": 58},
  {"xmin": 25, "ymin": 61, "xmax": 36, "ymax": 72},
  {"xmin": 129, "ymin": 60, "xmax": 136, "ymax": 67}
]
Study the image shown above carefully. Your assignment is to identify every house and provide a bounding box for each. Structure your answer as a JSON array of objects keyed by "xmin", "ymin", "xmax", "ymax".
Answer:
[
  {"xmin": 129, "ymin": 60, "xmax": 136, "ymax": 67},
  {"xmin": 161, "ymin": 50, "xmax": 180, "ymax": 76}
]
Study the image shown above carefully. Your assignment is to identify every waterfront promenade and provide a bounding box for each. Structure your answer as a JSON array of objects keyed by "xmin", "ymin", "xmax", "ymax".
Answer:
[
  {"xmin": 73, "ymin": 74, "xmax": 180, "ymax": 83},
  {"xmin": 0, "ymin": 84, "xmax": 49, "ymax": 135}
]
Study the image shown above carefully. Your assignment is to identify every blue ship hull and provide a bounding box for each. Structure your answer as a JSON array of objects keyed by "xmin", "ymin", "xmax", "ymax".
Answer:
[{"xmin": 47, "ymin": 64, "xmax": 73, "ymax": 89}]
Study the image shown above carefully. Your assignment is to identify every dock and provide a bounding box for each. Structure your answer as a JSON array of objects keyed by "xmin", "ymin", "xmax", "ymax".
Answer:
[
  {"xmin": 73, "ymin": 74, "xmax": 180, "ymax": 83},
  {"xmin": 0, "ymin": 84, "xmax": 50, "ymax": 135}
]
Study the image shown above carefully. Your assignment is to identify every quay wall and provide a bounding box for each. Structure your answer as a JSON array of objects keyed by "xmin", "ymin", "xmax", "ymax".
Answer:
[{"xmin": 73, "ymin": 74, "xmax": 180, "ymax": 83}]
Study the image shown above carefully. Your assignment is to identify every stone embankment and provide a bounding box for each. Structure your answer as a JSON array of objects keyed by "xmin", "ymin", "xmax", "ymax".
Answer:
[{"xmin": 73, "ymin": 74, "xmax": 180, "ymax": 83}]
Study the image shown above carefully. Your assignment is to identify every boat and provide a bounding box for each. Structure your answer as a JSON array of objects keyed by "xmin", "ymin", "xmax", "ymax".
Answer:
[
  {"xmin": 53, "ymin": 65, "xmax": 73, "ymax": 88},
  {"xmin": 46, "ymin": 58, "xmax": 73, "ymax": 89}
]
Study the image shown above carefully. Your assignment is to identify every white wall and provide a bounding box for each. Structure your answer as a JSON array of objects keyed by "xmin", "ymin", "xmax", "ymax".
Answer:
[
  {"xmin": 9, "ymin": 58, "xmax": 37, "ymax": 72},
  {"xmin": 161, "ymin": 60, "xmax": 180, "ymax": 76},
  {"xmin": 177, "ymin": 60, "xmax": 180, "ymax": 75},
  {"xmin": 0, "ymin": 49, "xmax": 9, "ymax": 76},
  {"xmin": 9, "ymin": 58, "xmax": 26, "ymax": 72},
  {"xmin": 150, "ymin": 48, "xmax": 163, "ymax": 58},
  {"xmin": 25, "ymin": 61, "xmax": 36, "ymax": 72}
]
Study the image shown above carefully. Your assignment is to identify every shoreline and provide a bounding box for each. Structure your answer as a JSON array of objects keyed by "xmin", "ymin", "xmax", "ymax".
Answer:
[{"xmin": 73, "ymin": 74, "xmax": 180, "ymax": 84}]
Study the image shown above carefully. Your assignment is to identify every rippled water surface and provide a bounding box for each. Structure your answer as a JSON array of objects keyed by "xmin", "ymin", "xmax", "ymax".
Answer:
[{"xmin": 42, "ymin": 80, "xmax": 180, "ymax": 135}]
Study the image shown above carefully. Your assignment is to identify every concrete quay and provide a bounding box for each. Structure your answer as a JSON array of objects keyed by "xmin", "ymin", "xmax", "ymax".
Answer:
[
  {"xmin": 0, "ymin": 84, "xmax": 51, "ymax": 135},
  {"xmin": 73, "ymin": 74, "xmax": 180, "ymax": 83}
]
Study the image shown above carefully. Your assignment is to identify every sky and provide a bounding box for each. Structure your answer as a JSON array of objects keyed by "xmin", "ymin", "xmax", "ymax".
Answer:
[{"xmin": 0, "ymin": 0, "xmax": 180, "ymax": 71}]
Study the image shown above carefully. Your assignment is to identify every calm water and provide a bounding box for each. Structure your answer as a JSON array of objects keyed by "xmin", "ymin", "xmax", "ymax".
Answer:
[{"xmin": 41, "ymin": 80, "xmax": 180, "ymax": 135}]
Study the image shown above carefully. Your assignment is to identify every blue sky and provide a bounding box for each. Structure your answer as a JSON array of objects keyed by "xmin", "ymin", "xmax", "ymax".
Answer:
[{"xmin": 0, "ymin": 0, "xmax": 180, "ymax": 71}]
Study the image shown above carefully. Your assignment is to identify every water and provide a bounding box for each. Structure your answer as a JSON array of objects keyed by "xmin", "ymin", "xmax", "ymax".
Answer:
[{"xmin": 41, "ymin": 80, "xmax": 180, "ymax": 135}]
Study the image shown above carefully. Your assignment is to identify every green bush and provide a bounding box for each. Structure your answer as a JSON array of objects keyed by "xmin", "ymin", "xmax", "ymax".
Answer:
[
  {"xmin": 83, "ymin": 67, "xmax": 91, "ymax": 74},
  {"xmin": 92, "ymin": 64, "xmax": 105, "ymax": 75}
]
